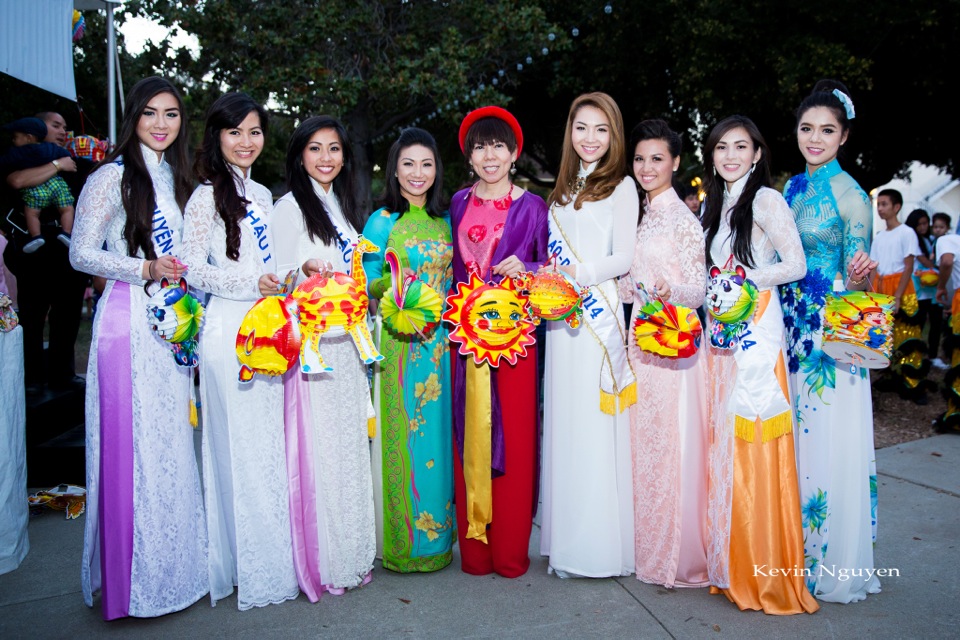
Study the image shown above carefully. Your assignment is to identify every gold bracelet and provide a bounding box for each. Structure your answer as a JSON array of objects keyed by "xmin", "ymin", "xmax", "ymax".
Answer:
[
  {"xmin": 848, "ymin": 275, "xmax": 865, "ymax": 286},
  {"xmin": 52, "ymin": 159, "xmax": 60, "ymax": 172}
]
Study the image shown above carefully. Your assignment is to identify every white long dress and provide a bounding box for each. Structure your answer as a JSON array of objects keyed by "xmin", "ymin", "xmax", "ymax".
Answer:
[
  {"xmin": 272, "ymin": 180, "xmax": 376, "ymax": 596},
  {"xmin": 71, "ymin": 144, "xmax": 207, "ymax": 618},
  {"xmin": 180, "ymin": 168, "xmax": 299, "ymax": 610},
  {"xmin": 540, "ymin": 174, "xmax": 639, "ymax": 578}
]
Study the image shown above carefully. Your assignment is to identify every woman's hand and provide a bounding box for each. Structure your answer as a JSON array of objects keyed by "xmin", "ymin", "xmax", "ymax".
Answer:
[
  {"xmin": 492, "ymin": 255, "xmax": 526, "ymax": 279},
  {"xmin": 653, "ymin": 275, "xmax": 671, "ymax": 301},
  {"xmin": 143, "ymin": 255, "xmax": 188, "ymax": 281},
  {"xmin": 303, "ymin": 258, "xmax": 335, "ymax": 278},
  {"xmin": 846, "ymin": 250, "xmax": 877, "ymax": 287},
  {"xmin": 258, "ymin": 273, "xmax": 281, "ymax": 296}
]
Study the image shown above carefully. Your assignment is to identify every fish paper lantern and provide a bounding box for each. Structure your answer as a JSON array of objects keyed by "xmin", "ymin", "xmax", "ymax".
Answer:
[
  {"xmin": 235, "ymin": 295, "xmax": 302, "ymax": 382},
  {"xmin": 443, "ymin": 273, "xmax": 536, "ymax": 367},
  {"xmin": 513, "ymin": 268, "xmax": 587, "ymax": 328},
  {"xmin": 291, "ymin": 236, "xmax": 383, "ymax": 372},
  {"xmin": 146, "ymin": 277, "xmax": 205, "ymax": 367},
  {"xmin": 632, "ymin": 283, "xmax": 702, "ymax": 359},
  {"xmin": 380, "ymin": 247, "xmax": 443, "ymax": 338}
]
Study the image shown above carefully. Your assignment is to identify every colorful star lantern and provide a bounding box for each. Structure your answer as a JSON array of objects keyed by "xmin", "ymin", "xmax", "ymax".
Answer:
[
  {"xmin": 443, "ymin": 273, "xmax": 536, "ymax": 367},
  {"xmin": 145, "ymin": 277, "xmax": 205, "ymax": 368}
]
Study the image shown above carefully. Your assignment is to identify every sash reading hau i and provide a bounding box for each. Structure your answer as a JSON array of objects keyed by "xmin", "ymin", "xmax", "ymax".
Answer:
[
  {"xmin": 547, "ymin": 207, "xmax": 637, "ymax": 415},
  {"xmin": 241, "ymin": 195, "xmax": 273, "ymax": 266}
]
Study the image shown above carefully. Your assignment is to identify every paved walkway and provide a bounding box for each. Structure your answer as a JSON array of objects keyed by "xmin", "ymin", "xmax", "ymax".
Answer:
[{"xmin": 1, "ymin": 435, "xmax": 958, "ymax": 639}]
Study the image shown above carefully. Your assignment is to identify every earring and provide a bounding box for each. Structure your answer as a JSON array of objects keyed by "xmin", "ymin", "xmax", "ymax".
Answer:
[
  {"xmin": 510, "ymin": 162, "xmax": 517, "ymax": 176},
  {"xmin": 748, "ymin": 162, "xmax": 756, "ymax": 176}
]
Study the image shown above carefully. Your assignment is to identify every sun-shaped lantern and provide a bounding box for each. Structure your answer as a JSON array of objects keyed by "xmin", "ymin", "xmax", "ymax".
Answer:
[{"xmin": 443, "ymin": 273, "xmax": 536, "ymax": 367}]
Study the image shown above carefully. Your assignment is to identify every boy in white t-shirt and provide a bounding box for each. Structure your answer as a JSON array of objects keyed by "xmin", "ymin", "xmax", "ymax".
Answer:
[
  {"xmin": 934, "ymin": 231, "xmax": 960, "ymax": 431},
  {"xmin": 870, "ymin": 189, "xmax": 928, "ymax": 403}
]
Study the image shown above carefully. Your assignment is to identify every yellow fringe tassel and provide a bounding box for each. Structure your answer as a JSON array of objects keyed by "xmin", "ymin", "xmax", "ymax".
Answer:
[
  {"xmin": 189, "ymin": 399, "xmax": 198, "ymax": 428},
  {"xmin": 618, "ymin": 382, "xmax": 637, "ymax": 413},
  {"xmin": 599, "ymin": 381, "xmax": 638, "ymax": 416},
  {"xmin": 367, "ymin": 417, "xmax": 377, "ymax": 439},
  {"xmin": 734, "ymin": 410, "xmax": 793, "ymax": 443},
  {"xmin": 599, "ymin": 390, "xmax": 616, "ymax": 415}
]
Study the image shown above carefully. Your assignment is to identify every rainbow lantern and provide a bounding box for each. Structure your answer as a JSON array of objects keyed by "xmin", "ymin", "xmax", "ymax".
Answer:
[
  {"xmin": 633, "ymin": 283, "xmax": 702, "ymax": 359},
  {"xmin": 291, "ymin": 236, "xmax": 383, "ymax": 372},
  {"xmin": 146, "ymin": 277, "xmax": 205, "ymax": 367},
  {"xmin": 380, "ymin": 247, "xmax": 443, "ymax": 338},
  {"xmin": 513, "ymin": 268, "xmax": 587, "ymax": 328},
  {"xmin": 704, "ymin": 260, "xmax": 759, "ymax": 350},
  {"xmin": 235, "ymin": 295, "xmax": 302, "ymax": 382}
]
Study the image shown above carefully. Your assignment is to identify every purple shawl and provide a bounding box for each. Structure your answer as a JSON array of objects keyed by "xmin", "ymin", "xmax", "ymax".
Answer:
[{"xmin": 449, "ymin": 187, "xmax": 549, "ymax": 475}]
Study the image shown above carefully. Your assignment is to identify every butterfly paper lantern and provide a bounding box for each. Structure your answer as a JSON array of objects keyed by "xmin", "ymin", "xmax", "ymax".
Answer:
[
  {"xmin": 513, "ymin": 268, "xmax": 587, "ymax": 328},
  {"xmin": 632, "ymin": 283, "xmax": 702, "ymax": 359},
  {"xmin": 235, "ymin": 295, "xmax": 302, "ymax": 382},
  {"xmin": 380, "ymin": 247, "xmax": 443, "ymax": 338},
  {"xmin": 443, "ymin": 273, "xmax": 536, "ymax": 367},
  {"xmin": 146, "ymin": 277, "xmax": 204, "ymax": 367}
]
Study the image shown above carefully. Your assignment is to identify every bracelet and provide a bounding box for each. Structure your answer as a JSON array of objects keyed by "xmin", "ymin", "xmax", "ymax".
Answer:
[
  {"xmin": 848, "ymin": 275, "xmax": 865, "ymax": 286},
  {"xmin": 51, "ymin": 159, "xmax": 60, "ymax": 172},
  {"xmin": 148, "ymin": 260, "xmax": 157, "ymax": 280}
]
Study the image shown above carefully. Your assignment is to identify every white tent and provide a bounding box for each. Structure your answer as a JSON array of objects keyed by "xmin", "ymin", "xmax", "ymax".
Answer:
[{"xmin": 0, "ymin": 0, "xmax": 123, "ymax": 141}]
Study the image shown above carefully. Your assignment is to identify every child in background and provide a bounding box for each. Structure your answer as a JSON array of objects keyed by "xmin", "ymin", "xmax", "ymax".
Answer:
[
  {"xmin": 930, "ymin": 212, "xmax": 954, "ymax": 368},
  {"xmin": 0, "ymin": 117, "xmax": 74, "ymax": 253},
  {"xmin": 871, "ymin": 188, "xmax": 928, "ymax": 403}
]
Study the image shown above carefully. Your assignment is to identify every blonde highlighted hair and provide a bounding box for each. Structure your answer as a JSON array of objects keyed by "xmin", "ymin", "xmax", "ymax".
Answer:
[{"xmin": 547, "ymin": 92, "xmax": 627, "ymax": 210}]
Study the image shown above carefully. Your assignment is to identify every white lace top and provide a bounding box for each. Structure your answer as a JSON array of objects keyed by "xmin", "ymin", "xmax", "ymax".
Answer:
[
  {"xmin": 180, "ymin": 167, "xmax": 275, "ymax": 299},
  {"xmin": 708, "ymin": 176, "xmax": 806, "ymax": 290},
  {"xmin": 71, "ymin": 144, "xmax": 180, "ymax": 283}
]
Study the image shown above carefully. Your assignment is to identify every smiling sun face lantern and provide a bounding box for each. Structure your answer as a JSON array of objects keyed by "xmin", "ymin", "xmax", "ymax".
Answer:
[{"xmin": 443, "ymin": 273, "xmax": 536, "ymax": 367}]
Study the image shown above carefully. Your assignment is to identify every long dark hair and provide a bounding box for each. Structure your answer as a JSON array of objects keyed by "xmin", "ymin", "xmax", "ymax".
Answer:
[
  {"xmin": 380, "ymin": 127, "xmax": 445, "ymax": 219},
  {"xmin": 701, "ymin": 115, "xmax": 772, "ymax": 269},
  {"xmin": 626, "ymin": 119, "xmax": 682, "ymax": 226},
  {"xmin": 905, "ymin": 208, "xmax": 933, "ymax": 255},
  {"xmin": 194, "ymin": 92, "xmax": 268, "ymax": 261},
  {"xmin": 101, "ymin": 76, "xmax": 192, "ymax": 259},
  {"xmin": 284, "ymin": 115, "xmax": 363, "ymax": 244}
]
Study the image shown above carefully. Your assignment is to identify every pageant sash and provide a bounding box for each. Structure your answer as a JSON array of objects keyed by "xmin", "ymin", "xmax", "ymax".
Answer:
[
  {"xmin": 547, "ymin": 208, "xmax": 636, "ymax": 414},
  {"xmin": 730, "ymin": 290, "xmax": 792, "ymax": 442},
  {"xmin": 150, "ymin": 185, "xmax": 181, "ymax": 258},
  {"xmin": 241, "ymin": 197, "xmax": 273, "ymax": 266}
]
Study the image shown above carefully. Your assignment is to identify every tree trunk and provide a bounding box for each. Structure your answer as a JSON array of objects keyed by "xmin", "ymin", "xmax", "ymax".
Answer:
[{"xmin": 344, "ymin": 102, "xmax": 374, "ymax": 218}]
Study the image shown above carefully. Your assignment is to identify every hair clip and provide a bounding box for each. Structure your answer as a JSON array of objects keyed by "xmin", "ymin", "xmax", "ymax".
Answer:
[{"xmin": 832, "ymin": 89, "xmax": 856, "ymax": 120}]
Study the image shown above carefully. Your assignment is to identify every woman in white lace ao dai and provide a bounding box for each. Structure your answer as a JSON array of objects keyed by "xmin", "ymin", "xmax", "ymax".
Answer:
[
  {"xmin": 180, "ymin": 93, "xmax": 299, "ymax": 610},
  {"xmin": 700, "ymin": 115, "xmax": 816, "ymax": 615},
  {"xmin": 69, "ymin": 76, "xmax": 208, "ymax": 620},
  {"xmin": 617, "ymin": 119, "xmax": 708, "ymax": 588}
]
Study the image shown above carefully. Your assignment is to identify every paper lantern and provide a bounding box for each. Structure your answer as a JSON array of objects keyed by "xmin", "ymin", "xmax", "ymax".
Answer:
[
  {"xmin": 145, "ymin": 277, "xmax": 204, "ymax": 367},
  {"xmin": 918, "ymin": 269, "xmax": 939, "ymax": 288},
  {"xmin": 513, "ymin": 268, "xmax": 586, "ymax": 328},
  {"xmin": 632, "ymin": 283, "xmax": 701, "ymax": 358},
  {"xmin": 705, "ymin": 261, "xmax": 759, "ymax": 350},
  {"xmin": 822, "ymin": 290, "xmax": 895, "ymax": 369},
  {"xmin": 291, "ymin": 235, "xmax": 383, "ymax": 372},
  {"xmin": 0, "ymin": 292, "xmax": 18, "ymax": 333},
  {"xmin": 380, "ymin": 247, "xmax": 443, "ymax": 338},
  {"xmin": 443, "ymin": 273, "xmax": 536, "ymax": 367},
  {"xmin": 235, "ymin": 295, "xmax": 302, "ymax": 382}
]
